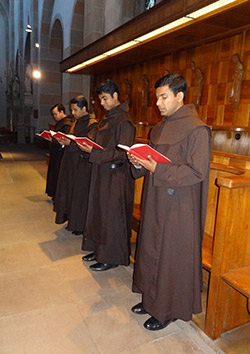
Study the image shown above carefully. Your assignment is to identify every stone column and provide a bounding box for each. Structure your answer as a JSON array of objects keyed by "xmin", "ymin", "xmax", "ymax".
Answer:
[{"xmin": 17, "ymin": 0, "xmax": 26, "ymax": 143}]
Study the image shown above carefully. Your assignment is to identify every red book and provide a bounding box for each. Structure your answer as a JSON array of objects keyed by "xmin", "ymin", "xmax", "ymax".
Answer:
[
  {"xmin": 66, "ymin": 134, "xmax": 104, "ymax": 150},
  {"xmin": 118, "ymin": 143, "xmax": 171, "ymax": 164},
  {"xmin": 50, "ymin": 131, "xmax": 103, "ymax": 150},
  {"xmin": 36, "ymin": 130, "xmax": 51, "ymax": 140},
  {"xmin": 49, "ymin": 130, "xmax": 68, "ymax": 139}
]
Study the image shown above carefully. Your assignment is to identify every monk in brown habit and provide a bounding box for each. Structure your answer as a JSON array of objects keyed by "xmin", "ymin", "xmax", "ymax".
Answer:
[
  {"xmin": 45, "ymin": 104, "xmax": 74, "ymax": 200},
  {"xmin": 54, "ymin": 96, "xmax": 97, "ymax": 234},
  {"xmin": 79, "ymin": 79, "xmax": 135, "ymax": 271},
  {"xmin": 128, "ymin": 73, "xmax": 211, "ymax": 331}
]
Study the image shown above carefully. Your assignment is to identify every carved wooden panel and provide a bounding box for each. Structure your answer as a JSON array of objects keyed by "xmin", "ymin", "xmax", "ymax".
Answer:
[{"xmin": 93, "ymin": 28, "xmax": 250, "ymax": 133}]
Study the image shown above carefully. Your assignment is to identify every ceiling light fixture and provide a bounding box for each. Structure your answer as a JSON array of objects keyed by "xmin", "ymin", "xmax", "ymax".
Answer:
[
  {"xmin": 104, "ymin": 40, "xmax": 140, "ymax": 56},
  {"xmin": 25, "ymin": 24, "xmax": 32, "ymax": 33},
  {"xmin": 67, "ymin": 54, "xmax": 108, "ymax": 73},
  {"xmin": 32, "ymin": 70, "xmax": 41, "ymax": 79},
  {"xmin": 135, "ymin": 17, "xmax": 192, "ymax": 43},
  {"xmin": 66, "ymin": 0, "xmax": 244, "ymax": 73},
  {"xmin": 25, "ymin": 16, "xmax": 32, "ymax": 32},
  {"xmin": 187, "ymin": 0, "xmax": 241, "ymax": 19}
]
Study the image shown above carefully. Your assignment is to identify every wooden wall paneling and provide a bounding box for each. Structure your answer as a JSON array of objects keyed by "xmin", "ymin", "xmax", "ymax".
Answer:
[
  {"xmin": 91, "ymin": 28, "xmax": 250, "ymax": 130},
  {"xmin": 217, "ymin": 83, "xmax": 226, "ymax": 105},
  {"xmin": 237, "ymin": 104, "xmax": 250, "ymax": 126},
  {"xmin": 186, "ymin": 47, "xmax": 196, "ymax": 69},
  {"xmin": 244, "ymin": 29, "xmax": 250, "ymax": 51},
  {"xmin": 243, "ymin": 29, "xmax": 250, "ymax": 88},
  {"xmin": 241, "ymin": 80, "xmax": 250, "ymax": 102},
  {"xmin": 213, "ymin": 105, "xmax": 223, "ymax": 125},
  {"xmin": 220, "ymin": 37, "xmax": 230, "ymax": 59},
  {"xmin": 243, "ymin": 51, "xmax": 250, "ymax": 81},
  {"xmin": 210, "ymin": 62, "xmax": 219, "ymax": 86},
  {"xmin": 206, "ymin": 106, "xmax": 215, "ymax": 126},
  {"xmin": 212, "ymin": 130, "xmax": 250, "ymax": 156},
  {"xmin": 218, "ymin": 61, "xmax": 228, "ymax": 85},
  {"xmin": 231, "ymin": 33, "xmax": 243, "ymax": 57},
  {"xmin": 223, "ymin": 104, "xmax": 234, "ymax": 125}
]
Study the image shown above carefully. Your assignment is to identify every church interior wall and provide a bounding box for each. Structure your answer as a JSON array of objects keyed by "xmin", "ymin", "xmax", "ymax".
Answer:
[
  {"xmin": 0, "ymin": 0, "xmax": 150, "ymax": 139},
  {"xmin": 68, "ymin": 0, "xmax": 84, "ymax": 57},
  {"xmin": 84, "ymin": 0, "xmax": 104, "ymax": 47},
  {"xmin": 104, "ymin": 0, "xmax": 122, "ymax": 35},
  {"xmin": 2, "ymin": 0, "xmax": 249, "ymax": 146}
]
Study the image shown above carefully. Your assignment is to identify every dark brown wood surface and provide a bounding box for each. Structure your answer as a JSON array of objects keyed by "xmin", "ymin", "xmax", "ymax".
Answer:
[{"xmin": 91, "ymin": 26, "xmax": 250, "ymax": 131}]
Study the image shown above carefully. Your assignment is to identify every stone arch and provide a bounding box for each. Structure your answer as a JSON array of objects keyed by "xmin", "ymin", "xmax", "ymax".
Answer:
[
  {"xmin": 70, "ymin": 0, "xmax": 84, "ymax": 55},
  {"xmin": 49, "ymin": 19, "xmax": 63, "ymax": 99}
]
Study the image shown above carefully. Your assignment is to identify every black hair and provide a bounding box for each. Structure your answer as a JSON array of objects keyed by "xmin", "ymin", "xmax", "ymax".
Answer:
[
  {"xmin": 96, "ymin": 79, "xmax": 120, "ymax": 100},
  {"xmin": 50, "ymin": 103, "xmax": 65, "ymax": 114},
  {"xmin": 155, "ymin": 73, "xmax": 187, "ymax": 100},
  {"xmin": 69, "ymin": 95, "xmax": 88, "ymax": 111}
]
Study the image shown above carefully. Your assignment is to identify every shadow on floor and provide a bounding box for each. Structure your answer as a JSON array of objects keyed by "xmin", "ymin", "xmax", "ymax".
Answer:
[{"xmin": 38, "ymin": 227, "xmax": 83, "ymax": 262}]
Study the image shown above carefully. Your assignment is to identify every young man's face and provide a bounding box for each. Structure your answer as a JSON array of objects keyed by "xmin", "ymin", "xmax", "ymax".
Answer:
[
  {"xmin": 156, "ymin": 85, "xmax": 183, "ymax": 117},
  {"xmin": 98, "ymin": 91, "xmax": 119, "ymax": 111},
  {"xmin": 70, "ymin": 103, "xmax": 86, "ymax": 119},
  {"xmin": 51, "ymin": 107, "xmax": 64, "ymax": 121}
]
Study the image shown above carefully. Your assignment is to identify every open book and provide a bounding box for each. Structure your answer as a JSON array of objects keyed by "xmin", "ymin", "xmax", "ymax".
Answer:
[
  {"xmin": 49, "ymin": 130, "xmax": 68, "ymax": 139},
  {"xmin": 36, "ymin": 130, "xmax": 51, "ymax": 140},
  {"xmin": 50, "ymin": 130, "xmax": 103, "ymax": 150},
  {"xmin": 66, "ymin": 134, "xmax": 104, "ymax": 150},
  {"xmin": 118, "ymin": 143, "xmax": 171, "ymax": 164},
  {"xmin": 37, "ymin": 130, "xmax": 103, "ymax": 150}
]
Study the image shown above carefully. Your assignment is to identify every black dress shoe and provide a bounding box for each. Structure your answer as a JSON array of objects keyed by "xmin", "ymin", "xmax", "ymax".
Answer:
[
  {"xmin": 89, "ymin": 262, "xmax": 119, "ymax": 271},
  {"xmin": 82, "ymin": 252, "xmax": 95, "ymax": 262},
  {"xmin": 131, "ymin": 302, "xmax": 147, "ymax": 315},
  {"xmin": 72, "ymin": 231, "xmax": 83, "ymax": 235},
  {"xmin": 143, "ymin": 316, "xmax": 176, "ymax": 331}
]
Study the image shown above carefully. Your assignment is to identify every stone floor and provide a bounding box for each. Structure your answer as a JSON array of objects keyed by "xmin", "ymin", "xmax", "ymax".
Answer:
[{"xmin": 0, "ymin": 143, "xmax": 249, "ymax": 354}]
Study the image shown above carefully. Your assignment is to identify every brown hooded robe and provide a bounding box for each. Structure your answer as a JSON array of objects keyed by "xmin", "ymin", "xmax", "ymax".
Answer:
[
  {"xmin": 82, "ymin": 102, "xmax": 135, "ymax": 266},
  {"xmin": 45, "ymin": 116, "xmax": 74, "ymax": 199},
  {"xmin": 54, "ymin": 115, "xmax": 97, "ymax": 226},
  {"xmin": 132, "ymin": 104, "xmax": 211, "ymax": 322}
]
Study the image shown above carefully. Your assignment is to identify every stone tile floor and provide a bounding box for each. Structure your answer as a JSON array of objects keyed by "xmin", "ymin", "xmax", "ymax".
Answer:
[{"xmin": 0, "ymin": 143, "xmax": 249, "ymax": 354}]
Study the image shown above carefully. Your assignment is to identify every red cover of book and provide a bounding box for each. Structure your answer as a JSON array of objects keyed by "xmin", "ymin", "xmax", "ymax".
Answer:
[
  {"xmin": 118, "ymin": 143, "xmax": 171, "ymax": 164},
  {"xmin": 49, "ymin": 130, "xmax": 68, "ymax": 139},
  {"xmin": 36, "ymin": 130, "xmax": 51, "ymax": 140},
  {"xmin": 49, "ymin": 131, "xmax": 103, "ymax": 150},
  {"xmin": 66, "ymin": 135, "xmax": 104, "ymax": 150}
]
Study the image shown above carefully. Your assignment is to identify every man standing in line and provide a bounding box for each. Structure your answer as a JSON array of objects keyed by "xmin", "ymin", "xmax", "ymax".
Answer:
[
  {"xmin": 128, "ymin": 73, "xmax": 211, "ymax": 331},
  {"xmin": 45, "ymin": 104, "xmax": 74, "ymax": 201},
  {"xmin": 80, "ymin": 79, "xmax": 136, "ymax": 271},
  {"xmin": 54, "ymin": 96, "xmax": 97, "ymax": 235}
]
